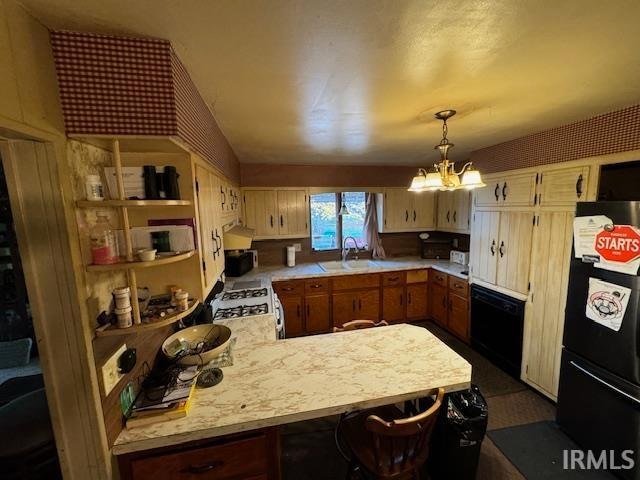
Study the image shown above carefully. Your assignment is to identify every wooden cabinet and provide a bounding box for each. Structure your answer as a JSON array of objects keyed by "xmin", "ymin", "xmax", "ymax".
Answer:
[
  {"xmin": 437, "ymin": 190, "xmax": 471, "ymax": 233},
  {"xmin": 277, "ymin": 190, "xmax": 308, "ymax": 236},
  {"xmin": 243, "ymin": 189, "xmax": 308, "ymax": 239},
  {"xmin": 495, "ymin": 212, "xmax": 534, "ymax": 294},
  {"xmin": 195, "ymin": 164, "xmax": 225, "ymax": 290},
  {"xmin": 243, "ymin": 190, "xmax": 278, "ymax": 238},
  {"xmin": 332, "ymin": 289, "xmax": 380, "ymax": 325},
  {"xmin": 383, "ymin": 286, "xmax": 405, "ymax": 323},
  {"xmin": 470, "ymin": 211, "xmax": 533, "ymax": 295},
  {"xmin": 448, "ymin": 293, "xmax": 469, "ymax": 341},
  {"xmin": 430, "ymin": 282, "xmax": 448, "ymax": 328},
  {"xmin": 304, "ymin": 294, "xmax": 331, "ymax": 334},
  {"xmin": 279, "ymin": 295, "xmax": 304, "ymax": 337},
  {"xmin": 406, "ymin": 283, "xmax": 428, "ymax": 320},
  {"xmin": 428, "ymin": 271, "xmax": 470, "ymax": 342},
  {"xmin": 475, "ymin": 172, "xmax": 537, "ymax": 208},
  {"xmin": 537, "ymin": 166, "xmax": 589, "ymax": 206},
  {"xmin": 274, "ymin": 279, "xmax": 330, "ymax": 337},
  {"xmin": 118, "ymin": 429, "xmax": 280, "ymax": 480},
  {"xmin": 377, "ymin": 189, "xmax": 436, "ymax": 232},
  {"xmin": 523, "ymin": 212, "xmax": 574, "ymax": 399}
]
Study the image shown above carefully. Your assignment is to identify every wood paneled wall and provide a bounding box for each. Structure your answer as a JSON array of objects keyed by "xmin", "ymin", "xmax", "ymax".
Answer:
[{"xmin": 240, "ymin": 164, "xmax": 419, "ymax": 188}]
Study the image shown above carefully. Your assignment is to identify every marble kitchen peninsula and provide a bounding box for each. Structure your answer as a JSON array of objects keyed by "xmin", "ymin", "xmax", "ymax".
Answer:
[{"xmin": 113, "ymin": 324, "xmax": 471, "ymax": 455}]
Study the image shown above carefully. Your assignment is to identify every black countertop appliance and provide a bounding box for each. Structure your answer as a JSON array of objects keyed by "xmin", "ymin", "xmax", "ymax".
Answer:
[{"xmin": 224, "ymin": 251, "xmax": 253, "ymax": 277}]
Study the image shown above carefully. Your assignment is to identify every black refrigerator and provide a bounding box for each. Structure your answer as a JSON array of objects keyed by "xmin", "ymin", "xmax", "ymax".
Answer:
[{"xmin": 557, "ymin": 201, "xmax": 640, "ymax": 480}]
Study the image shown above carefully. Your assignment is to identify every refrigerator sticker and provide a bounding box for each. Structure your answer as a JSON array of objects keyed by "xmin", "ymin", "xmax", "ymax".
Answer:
[
  {"xmin": 593, "ymin": 225, "xmax": 640, "ymax": 275},
  {"xmin": 586, "ymin": 278, "xmax": 631, "ymax": 331},
  {"xmin": 573, "ymin": 216, "xmax": 612, "ymax": 260}
]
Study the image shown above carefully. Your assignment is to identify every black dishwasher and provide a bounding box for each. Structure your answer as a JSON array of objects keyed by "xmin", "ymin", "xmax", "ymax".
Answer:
[{"xmin": 470, "ymin": 285, "xmax": 525, "ymax": 378}]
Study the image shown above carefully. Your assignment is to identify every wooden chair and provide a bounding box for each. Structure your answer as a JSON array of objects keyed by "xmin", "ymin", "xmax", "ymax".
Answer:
[
  {"xmin": 333, "ymin": 320, "xmax": 389, "ymax": 332},
  {"xmin": 338, "ymin": 388, "xmax": 445, "ymax": 480}
]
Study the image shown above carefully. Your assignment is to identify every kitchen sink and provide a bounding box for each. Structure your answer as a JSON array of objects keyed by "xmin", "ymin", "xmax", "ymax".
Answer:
[{"xmin": 318, "ymin": 260, "xmax": 378, "ymax": 272}]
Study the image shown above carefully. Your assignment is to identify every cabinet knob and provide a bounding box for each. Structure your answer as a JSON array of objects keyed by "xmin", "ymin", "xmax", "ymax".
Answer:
[
  {"xmin": 502, "ymin": 182, "xmax": 508, "ymax": 200},
  {"xmin": 499, "ymin": 240, "xmax": 505, "ymax": 258},
  {"xmin": 185, "ymin": 460, "xmax": 223, "ymax": 474},
  {"xmin": 576, "ymin": 174, "xmax": 584, "ymax": 198}
]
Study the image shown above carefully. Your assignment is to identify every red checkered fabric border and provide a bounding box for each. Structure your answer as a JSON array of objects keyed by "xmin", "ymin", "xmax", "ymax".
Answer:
[
  {"xmin": 172, "ymin": 51, "xmax": 240, "ymax": 181},
  {"xmin": 471, "ymin": 105, "xmax": 640, "ymax": 172},
  {"xmin": 50, "ymin": 30, "xmax": 239, "ymax": 182}
]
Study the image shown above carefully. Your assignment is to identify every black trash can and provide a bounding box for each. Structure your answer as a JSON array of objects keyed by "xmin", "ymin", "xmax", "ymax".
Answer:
[{"xmin": 427, "ymin": 384, "xmax": 488, "ymax": 480}]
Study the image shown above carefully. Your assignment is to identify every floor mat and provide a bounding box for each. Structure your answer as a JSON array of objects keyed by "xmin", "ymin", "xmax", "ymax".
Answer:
[{"xmin": 488, "ymin": 421, "xmax": 616, "ymax": 480}]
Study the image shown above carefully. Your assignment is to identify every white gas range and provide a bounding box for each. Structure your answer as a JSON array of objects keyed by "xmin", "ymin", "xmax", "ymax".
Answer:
[{"xmin": 211, "ymin": 282, "xmax": 284, "ymax": 339}]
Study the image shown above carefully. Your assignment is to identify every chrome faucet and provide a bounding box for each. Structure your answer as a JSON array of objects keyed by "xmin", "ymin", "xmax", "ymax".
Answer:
[{"xmin": 342, "ymin": 236, "xmax": 360, "ymax": 261}]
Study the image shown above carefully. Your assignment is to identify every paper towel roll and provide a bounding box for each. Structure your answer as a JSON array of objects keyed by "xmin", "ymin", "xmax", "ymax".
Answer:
[{"xmin": 286, "ymin": 245, "xmax": 296, "ymax": 267}]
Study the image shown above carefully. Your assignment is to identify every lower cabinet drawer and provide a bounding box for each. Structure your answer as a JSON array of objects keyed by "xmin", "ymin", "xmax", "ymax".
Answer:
[
  {"xmin": 129, "ymin": 434, "xmax": 268, "ymax": 480},
  {"xmin": 431, "ymin": 270, "xmax": 448, "ymax": 287}
]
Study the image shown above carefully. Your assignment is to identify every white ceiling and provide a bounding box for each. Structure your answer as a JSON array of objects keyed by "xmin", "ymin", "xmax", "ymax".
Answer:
[{"xmin": 20, "ymin": 0, "xmax": 640, "ymax": 165}]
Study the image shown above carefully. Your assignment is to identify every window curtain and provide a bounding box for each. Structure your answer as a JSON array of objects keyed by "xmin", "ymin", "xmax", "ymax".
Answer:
[{"xmin": 364, "ymin": 193, "xmax": 386, "ymax": 259}]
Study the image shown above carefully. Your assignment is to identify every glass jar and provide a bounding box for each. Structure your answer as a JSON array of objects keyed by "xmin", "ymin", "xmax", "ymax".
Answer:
[{"xmin": 90, "ymin": 212, "xmax": 118, "ymax": 265}]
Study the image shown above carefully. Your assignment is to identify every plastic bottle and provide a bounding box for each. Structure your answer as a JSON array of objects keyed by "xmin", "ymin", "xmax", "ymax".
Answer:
[{"xmin": 90, "ymin": 212, "xmax": 118, "ymax": 265}]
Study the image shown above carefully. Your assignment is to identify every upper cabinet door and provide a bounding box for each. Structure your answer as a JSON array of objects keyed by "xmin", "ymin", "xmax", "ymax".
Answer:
[
  {"xmin": 412, "ymin": 192, "xmax": 436, "ymax": 229},
  {"xmin": 452, "ymin": 190, "xmax": 471, "ymax": 233},
  {"xmin": 436, "ymin": 192, "xmax": 453, "ymax": 230},
  {"xmin": 469, "ymin": 211, "xmax": 500, "ymax": 285},
  {"xmin": 382, "ymin": 189, "xmax": 411, "ymax": 231},
  {"xmin": 195, "ymin": 165, "xmax": 216, "ymax": 290},
  {"xmin": 277, "ymin": 190, "xmax": 308, "ymax": 236},
  {"xmin": 496, "ymin": 211, "xmax": 534, "ymax": 294},
  {"xmin": 498, "ymin": 172, "xmax": 537, "ymax": 207},
  {"xmin": 538, "ymin": 167, "xmax": 590, "ymax": 206},
  {"xmin": 243, "ymin": 190, "xmax": 278, "ymax": 237},
  {"xmin": 475, "ymin": 176, "xmax": 502, "ymax": 207}
]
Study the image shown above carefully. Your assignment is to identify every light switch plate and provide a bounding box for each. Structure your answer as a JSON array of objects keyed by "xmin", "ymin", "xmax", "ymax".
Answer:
[
  {"xmin": 293, "ymin": 243, "xmax": 302, "ymax": 252},
  {"xmin": 101, "ymin": 343, "xmax": 127, "ymax": 396}
]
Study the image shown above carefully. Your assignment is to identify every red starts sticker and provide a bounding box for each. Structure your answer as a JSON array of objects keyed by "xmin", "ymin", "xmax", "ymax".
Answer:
[{"xmin": 595, "ymin": 226, "xmax": 640, "ymax": 263}]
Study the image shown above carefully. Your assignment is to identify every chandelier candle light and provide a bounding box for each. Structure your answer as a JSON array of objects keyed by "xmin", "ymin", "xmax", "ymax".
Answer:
[{"xmin": 409, "ymin": 110, "xmax": 486, "ymax": 192}]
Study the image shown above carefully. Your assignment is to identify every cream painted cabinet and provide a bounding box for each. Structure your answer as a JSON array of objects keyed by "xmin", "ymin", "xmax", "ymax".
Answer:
[
  {"xmin": 537, "ymin": 166, "xmax": 590, "ymax": 206},
  {"xmin": 523, "ymin": 212, "xmax": 574, "ymax": 399},
  {"xmin": 469, "ymin": 211, "xmax": 500, "ymax": 285},
  {"xmin": 495, "ymin": 212, "xmax": 534, "ymax": 294},
  {"xmin": 475, "ymin": 172, "xmax": 537, "ymax": 208},
  {"xmin": 196, "ymin": 165, "xmax": 225, "ymax": 290},
  {"xmin": 470, "ymin": 211, "xmax": 533, "ymax": 295},
  {"xmin": 377, "ymin": 189, "xmax": 436, "ymax": 232},
  {"xmin": 243, "ymin": 189, "xmax": 309, "ymax": 239},
  {"xmin": 243, "ymin": 190, "xmax": 278, "ymax": 238},
  {"xmin": 277, "ymin": 190, "xmax": 309, "ymax": 236},
  {"xmin": 437, "ymin": 190, "xmax": 471, "ymax": 233},
  {"xmin": 413, "ymin": 192, "xmax": 437, "ymax": 230}
]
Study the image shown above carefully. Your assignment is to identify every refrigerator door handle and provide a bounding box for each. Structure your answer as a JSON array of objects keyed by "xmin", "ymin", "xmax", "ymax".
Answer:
[{"xmin": 570, "ymin": 360, "xmax": 640, "ymax": 406}]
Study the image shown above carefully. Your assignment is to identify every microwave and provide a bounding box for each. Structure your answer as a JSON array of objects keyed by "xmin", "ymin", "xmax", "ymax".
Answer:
[{"xmin": 225, "ymin": 251, "xmax": 254, "ymax": 277}]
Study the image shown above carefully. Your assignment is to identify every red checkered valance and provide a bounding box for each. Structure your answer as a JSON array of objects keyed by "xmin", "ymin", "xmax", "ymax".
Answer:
[{"xmin": 50, "ymin": 30, "xmax": 239, "ymax": 182}]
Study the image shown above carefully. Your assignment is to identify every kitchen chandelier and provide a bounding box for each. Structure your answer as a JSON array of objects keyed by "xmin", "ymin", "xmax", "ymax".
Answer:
[{"xmin": 408, "ymin": 109, "xmax": 486, "ymax": 192}]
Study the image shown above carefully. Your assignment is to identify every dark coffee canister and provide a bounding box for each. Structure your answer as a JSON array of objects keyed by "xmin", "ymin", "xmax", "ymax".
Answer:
[
  {"xmin": 156, "ymin": 172, "xmax": 166, "ymax": 199},
  {"xmin": 164, "ymin": 166, "xmax": 181, "ymax": 200},
  {"xmin": 151, "ymin": 231, "xmax": 171, "ymax": 252},
  {"xmin": 143, "ymin": 165, "xmax": 159, "ymax": 199}
]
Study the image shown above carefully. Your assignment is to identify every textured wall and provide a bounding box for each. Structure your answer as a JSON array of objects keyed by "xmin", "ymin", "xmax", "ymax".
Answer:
[
  {"xmin": 471, "ymin": 104, "xmax": 640, "ymax": 173},
  {"xmin": 50, "ymin": 30, "xmax": 240, "ymax": 182}
]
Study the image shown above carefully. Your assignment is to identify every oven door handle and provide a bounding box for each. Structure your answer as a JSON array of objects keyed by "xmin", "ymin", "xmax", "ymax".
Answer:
[{"xmin": 569, "ymin": 361, "xmax": 640, "ymax": 406}]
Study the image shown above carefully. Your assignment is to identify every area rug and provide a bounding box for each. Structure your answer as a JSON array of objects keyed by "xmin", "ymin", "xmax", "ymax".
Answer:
[{"xmin": 488, "ymin": 421, "xmax": 616, "ymax": 479}]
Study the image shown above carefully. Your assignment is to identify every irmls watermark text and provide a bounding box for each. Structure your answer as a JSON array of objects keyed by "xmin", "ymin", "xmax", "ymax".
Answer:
[{"xmin": 563, "ymin": 450, "xmax": 635, "ymax": 470}]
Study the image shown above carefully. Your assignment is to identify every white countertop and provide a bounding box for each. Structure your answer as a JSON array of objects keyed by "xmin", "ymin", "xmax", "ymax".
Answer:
[
  {"xmin": 237, "ymin": 257, "xmax": 468, "ymax": 284},
  {"xmin": 113, "ymin": 323, "xmax": 471, "ymax": 455}
]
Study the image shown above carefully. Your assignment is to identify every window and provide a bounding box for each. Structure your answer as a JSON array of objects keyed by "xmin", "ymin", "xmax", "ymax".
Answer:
[{"xmin": 310, "ymin": 192, "xmax": 367, "ymax": 251}]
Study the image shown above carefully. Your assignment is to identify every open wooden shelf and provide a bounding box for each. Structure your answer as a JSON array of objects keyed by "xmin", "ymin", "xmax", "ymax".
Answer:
[
  {"xmin": 86, "ymin": 250, "xmax": 195, "ymax": 272},
  {"xmin": 95, "ymin": 299, "xmax": 199, "ymax": 337},
  {"xmin": 77, "ymin": 199, "xmax": 192, "ymax": 208}
]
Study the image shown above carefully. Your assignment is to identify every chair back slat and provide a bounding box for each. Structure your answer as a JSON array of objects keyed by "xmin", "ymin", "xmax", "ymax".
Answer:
[
  {"xmin": 333, "ymin": 320, "xmax": 389, "ymax": 332},
  {"xmin": 365, "ymin": 388, "xmax": 445, "ymax": 476}
]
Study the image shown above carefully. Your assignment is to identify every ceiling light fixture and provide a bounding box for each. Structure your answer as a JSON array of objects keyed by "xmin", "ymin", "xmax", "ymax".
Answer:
[
  {"xmin": 338, "ymin": 196, "xmax": 350, "ymax": 216},
  {"xmin": 409, "ymin": 110, "xmax": 486, "ymax": 192}
]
